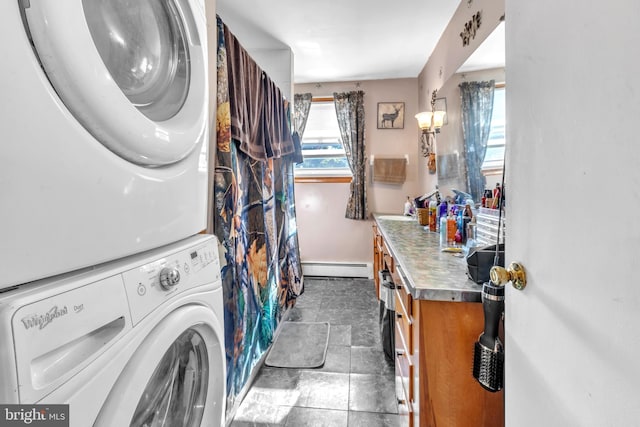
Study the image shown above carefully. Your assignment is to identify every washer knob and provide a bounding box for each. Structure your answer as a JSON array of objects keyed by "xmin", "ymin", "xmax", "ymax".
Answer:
[{"xmin": 159, "ymin": 267, "xmax": 180, "ymax": 290}]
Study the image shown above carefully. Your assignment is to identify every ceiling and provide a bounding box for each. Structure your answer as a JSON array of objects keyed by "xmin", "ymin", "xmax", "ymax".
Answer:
[
  {"xmin": 216, "ymin": 0, "xmax": 504, "ymax": 84},
  {"xmin": 457, "ymin": 21, "xmax": 505, "ymax": 73}
]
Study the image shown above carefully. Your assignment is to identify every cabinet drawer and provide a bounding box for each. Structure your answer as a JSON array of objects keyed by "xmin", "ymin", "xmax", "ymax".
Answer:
[
  {"xmin": 393, "ymin": 267, "xmax": 412, "ymax": 316},
  {"xmin": 395, "ymin": 304, "xmax": 412, "ymax": 352},
  {"xmin": 395, "ymin": 374, "xmax": 413, "ymax": 413},
  {"xmin": 395, "ymin": 334, "xmax": 413, "ymax": 395},
  {"xmin": 395, "ymin": 351, "xmax": 414, "ymax": 427},
  {"xmin": 383, "ymin": 246, "xmax": 394, "ymax": 272}
]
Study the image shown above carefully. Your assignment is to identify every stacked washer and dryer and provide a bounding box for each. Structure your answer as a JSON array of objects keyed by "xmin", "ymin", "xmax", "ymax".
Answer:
[{"xmin": 0, "ymin": 0, "xmax": 225, "ymax": 425}]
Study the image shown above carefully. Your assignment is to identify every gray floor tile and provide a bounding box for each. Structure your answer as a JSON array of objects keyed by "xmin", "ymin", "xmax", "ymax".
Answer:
[
  {"xmin": 350, "ymin": 347, "xmax": 394, "ymax": 375},
  {"xmin": 315, "ymin": 308, "xmax": 355, "ymax": 324},
  {"xmin": 313, "ymin": 345, "xmax": 350, "ymax": 373},
  {"xmin": 298, "ymin": 371, "xmax": 350, "ymax": 410},
  {"xmin": 347, "ymin": 411, "xmax": 403, "ymax": 427},
  {"xmin": 293, "ymin": 293, "xmax": 323, "ymax": 308},
  {"xmin": 230, "ymin": 278, "xmax": 398, "ymax": 426},
  {"xmin": 351, "ymin": 322, "xmax": 382, "ymax": 347},
  {"xmin": 230, "ymin": 404, "xmax": 290, "ymax": 426},
  {"xmin": 328, "ymin": 324, "xmax": 351, "ymax": 346},
  {"xmin": 321, "ymin": 298, "xmax": 375, "ymax": 311},
  {"xmin": 284, "ymin": 407, "xmax": 348, "ymax": 427},
  {"xmin": 348, "ymin": 373, "xmax": 398, "ymax": 414},
  {"xmin": 242, "ymin": 368, "xmax": 303, "ymax": 407},
  {"xmin": 282, "ymin": 307, "xmax": 319, "ymax": 322}
]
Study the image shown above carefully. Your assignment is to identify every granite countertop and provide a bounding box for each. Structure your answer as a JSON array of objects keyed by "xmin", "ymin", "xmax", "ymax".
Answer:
[{"xmin": 374, "ymin": 213, "xmax": 483, "ymax": 302}]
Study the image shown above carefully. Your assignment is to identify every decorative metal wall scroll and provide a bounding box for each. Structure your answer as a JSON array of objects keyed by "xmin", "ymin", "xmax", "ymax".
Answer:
[{"xmin": 460, "ymin": 11, "xmax": 482, "ymax": 46}]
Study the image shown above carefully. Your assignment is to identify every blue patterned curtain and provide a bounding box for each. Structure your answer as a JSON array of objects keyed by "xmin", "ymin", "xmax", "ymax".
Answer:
[
  {"xmin": 459, "ymin": 81, "xmax": 495, "ymax": 203},
  {"xmin": 214, "ymin": 16, "xmax": 303, "ymax": 412},
  {"xmin": 333, "ymin": 91, "xmax": 367, "ymax": 219}
]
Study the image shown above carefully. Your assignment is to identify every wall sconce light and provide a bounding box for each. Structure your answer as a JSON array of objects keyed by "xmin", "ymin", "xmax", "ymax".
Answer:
[
  {"xmin": 416, "ymin": 90, "xmax": 445, "ymax": 174},
  {"xmin": 415, "ymin": 110, "xmax": 446, "ymax": 134}
]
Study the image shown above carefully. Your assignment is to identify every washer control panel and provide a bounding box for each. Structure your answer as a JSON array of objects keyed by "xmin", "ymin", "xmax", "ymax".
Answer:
[
  {"xmin": 159, "ymin": 267, "xmax": 181, "ymax": 289},
  {"xmin": 122, "ymin": 238, "xmax": 221, "ymax": 325}
]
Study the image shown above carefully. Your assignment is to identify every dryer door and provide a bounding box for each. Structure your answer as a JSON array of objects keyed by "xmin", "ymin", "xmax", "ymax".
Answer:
[
  {"xmin": 22, "ymin": 0, "xmax": 207, "ymax": 166},
  {"xmin": 94, "ymin": 306, "xmax": 225, "ymax": 427}
]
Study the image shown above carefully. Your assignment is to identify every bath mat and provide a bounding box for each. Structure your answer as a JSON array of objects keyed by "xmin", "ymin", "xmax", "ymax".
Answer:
[{"xmin": 265, "ymin": 321, "xmax": 330, "ymax": 369}]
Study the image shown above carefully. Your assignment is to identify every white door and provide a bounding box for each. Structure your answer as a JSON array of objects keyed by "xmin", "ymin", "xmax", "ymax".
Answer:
[
  {"xmin": 23, "ymin": 0, "xmax": 207, "ymax": 166},
  {"xmin": 505, "ymin": 2, "xmax": 640, "ymax": 426},
  {"xmin": 94, "ymin": 306, "xmax": 225, "ymax": 427}
]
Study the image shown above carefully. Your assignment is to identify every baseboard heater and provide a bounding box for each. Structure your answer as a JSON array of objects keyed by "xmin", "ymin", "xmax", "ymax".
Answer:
[{"xmin": 301, "ymin": 261, "xmax": 373, "ymax": 279}]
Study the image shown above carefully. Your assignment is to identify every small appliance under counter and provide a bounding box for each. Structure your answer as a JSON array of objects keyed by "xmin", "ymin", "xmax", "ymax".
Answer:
[{"xmin": 372, "ymin": 213, "xmax": 504, "ymax": 427}]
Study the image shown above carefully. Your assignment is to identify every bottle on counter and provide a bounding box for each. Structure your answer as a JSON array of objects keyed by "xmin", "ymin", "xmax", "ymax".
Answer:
[
  {"xmin": 438, "ymin": 201, "xmax": 448, "ymax": 226},
  {"xmin": 428, "ymin": 201, "xmax": 437, "ymax": 232},
  {"xmin": 456, "ymin": 209, "xmax": 464, "ymax": 243},
  {"xmin": 439, "ymin": 215, "xmax": 447, "ymax": 247},
  {"xmin": 447, "ymin": 211, "xmax": 457, "ymax": 246},
  {"xmin": 403, "ymin": 196, "xmax": 412, "ymax": 216},
  {"xmin": 492, "ymin": 183, "xmax": 501, "ymax": 209}
]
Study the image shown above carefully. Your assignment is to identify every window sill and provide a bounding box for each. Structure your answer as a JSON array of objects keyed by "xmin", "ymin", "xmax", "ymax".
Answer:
[
  {"xmin": 294, "ymin": 176, "xmax": 352, "ymax": 184},
  {"xmin": 482, "ymin": 165, "xmax": 505, "ymax": 176}
]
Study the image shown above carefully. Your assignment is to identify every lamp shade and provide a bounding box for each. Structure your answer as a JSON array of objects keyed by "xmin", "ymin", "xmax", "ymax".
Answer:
[
  {"xmin": 415, "ymin": 111, "xmax": 433, "ymax": 130},
  {"xmin": 433, "ymin": 111, "xmax": 446, "ymax": 128}
]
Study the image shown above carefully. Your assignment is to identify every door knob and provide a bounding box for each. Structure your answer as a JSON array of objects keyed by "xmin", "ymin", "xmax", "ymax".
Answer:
[{"xmin": 490, "ymin": 262, "xmax": 527, "ymax": 290}]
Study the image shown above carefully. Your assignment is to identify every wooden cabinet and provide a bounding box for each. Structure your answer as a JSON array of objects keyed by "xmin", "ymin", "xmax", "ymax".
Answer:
[
  {"xmin": 372, "ymin": 224, "xmax": 383, "ymax": 299},
  {"xmin": 373, "ymin": 225, "xmax": 504, "ymax": 427},
  {"xmin": 394, "ymin": 274, "xmax": 414, "ymax": 426}
]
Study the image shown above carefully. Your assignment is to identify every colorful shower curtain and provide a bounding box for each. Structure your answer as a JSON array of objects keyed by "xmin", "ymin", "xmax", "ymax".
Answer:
[{"xmin": 214, "ymin": 17, "xmax": 303, "ymax": 410}]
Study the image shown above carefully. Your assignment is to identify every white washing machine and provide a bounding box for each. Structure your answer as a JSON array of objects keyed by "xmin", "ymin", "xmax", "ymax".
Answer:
[
  {"xmin": 0, "ymin": 0, "xmax": 209, "ymax": 288},
  {"xmin": 0, "ymin": 234, "xmax": 225, "ymax": 427}
]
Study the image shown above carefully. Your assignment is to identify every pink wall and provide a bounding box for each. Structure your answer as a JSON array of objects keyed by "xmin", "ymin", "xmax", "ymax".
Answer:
[{"xmin": 294, "ymin": 78, "xmax": 423, "ymax": 266}]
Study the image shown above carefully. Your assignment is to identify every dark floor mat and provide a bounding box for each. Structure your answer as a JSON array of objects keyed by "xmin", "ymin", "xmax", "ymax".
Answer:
[{"xmin": 265, "ymin": 321, "xmax": 330, "ymax": 369}]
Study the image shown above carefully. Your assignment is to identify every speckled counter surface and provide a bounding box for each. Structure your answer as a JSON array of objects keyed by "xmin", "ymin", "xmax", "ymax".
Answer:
[{"xmin": 374, "ymin": 213, "xmax": 483, "ymax": 302}]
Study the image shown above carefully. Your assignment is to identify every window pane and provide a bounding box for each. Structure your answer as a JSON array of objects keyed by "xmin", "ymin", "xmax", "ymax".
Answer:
[
  {"xmin": 295, "ymin": 101, "xmax": 351, "ymax": 175},
  {"xmin": 482, "ymin": 87, "xmax": 505, "ymax": 170},
  {"xmin": 296, "ymin": 156, "xmax": 350, "ymax": 169}
]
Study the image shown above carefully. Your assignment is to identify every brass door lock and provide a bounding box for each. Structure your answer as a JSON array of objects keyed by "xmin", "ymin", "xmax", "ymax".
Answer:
[{"xmin": 490, "ymin": 262, "xmax": 527, "ymax": 290}]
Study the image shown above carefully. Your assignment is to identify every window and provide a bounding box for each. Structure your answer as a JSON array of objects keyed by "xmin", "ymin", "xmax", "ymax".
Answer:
[
  {"xmin": 482, "ymin": 86, "xmax": 505, "ymax": 173},
  {"xmin": 294, "ymin": 99, "xmax": 352, "ymax": 179}
]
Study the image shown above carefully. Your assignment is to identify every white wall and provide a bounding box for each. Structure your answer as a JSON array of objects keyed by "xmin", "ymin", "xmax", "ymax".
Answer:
[
  {"xmin": 294, "ymin": 79, "xmax": 420, "ymax": 269},
  {"xmin": 216, "ymin": 7, "xmax": 294, "ymax": 100},
  {"xmin": 506, "ymin": 1, "xmax": 640, "ymax": 425},
  {"xmin": 245, "ymin": 48, "xmax": 294, "ymax": 100}
]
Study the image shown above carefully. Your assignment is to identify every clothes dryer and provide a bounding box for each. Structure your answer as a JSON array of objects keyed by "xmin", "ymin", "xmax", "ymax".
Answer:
[
  {"xmin": 0, "ymin": 234, "xmax": 225, "ymax": 427},
  {"xmin": 0, "ymin": 0, "xmax": 209, "ymax": 288}
]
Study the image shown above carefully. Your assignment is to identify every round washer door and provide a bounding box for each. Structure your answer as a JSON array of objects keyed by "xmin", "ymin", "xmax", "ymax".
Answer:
[
  {"xmin": 23, "ymin": 0, "xmax": 207, "ymax": 166},
  {"xmin": 94, "ymin": 306, "xmax": 225, "ymax": 427}
]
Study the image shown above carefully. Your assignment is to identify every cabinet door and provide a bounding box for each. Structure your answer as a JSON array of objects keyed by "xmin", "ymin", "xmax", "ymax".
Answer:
[{"xmin": 395, "ymin": 320, "xmax": 413, "ymax": 427}]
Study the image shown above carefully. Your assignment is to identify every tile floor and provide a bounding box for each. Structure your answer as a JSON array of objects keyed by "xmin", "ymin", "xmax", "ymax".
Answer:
[{"xmin": 229, "ymin": 277, "xmax": 402, "ymax": 426}]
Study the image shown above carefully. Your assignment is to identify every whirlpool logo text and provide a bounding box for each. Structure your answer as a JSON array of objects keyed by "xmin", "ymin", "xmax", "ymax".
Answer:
[{"xmin": 20, "ymin": 306, "xmax": 68, "ymax": 331}]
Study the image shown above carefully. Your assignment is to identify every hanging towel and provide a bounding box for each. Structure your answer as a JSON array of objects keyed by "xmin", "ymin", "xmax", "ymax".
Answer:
[
  {"xmin": 373, "ymin": 158, "xmax": 407, "ymax": 184},
  {"xmin": 223, "ymin": 22, "xmax": 294, "ymax": 161}
]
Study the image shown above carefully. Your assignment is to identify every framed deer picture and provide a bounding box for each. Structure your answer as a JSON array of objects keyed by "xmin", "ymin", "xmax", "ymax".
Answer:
[{"xmin": 377, "ymin": 102, "xmax": 405, "ymax": 129}]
